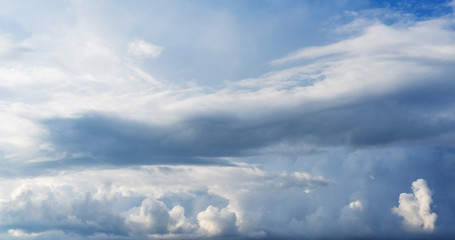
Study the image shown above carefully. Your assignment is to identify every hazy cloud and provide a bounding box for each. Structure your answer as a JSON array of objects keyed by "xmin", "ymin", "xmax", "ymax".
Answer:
[
  {"xmin": 349, "ymin": 200, "xmax": 363, "ymax": 210},
  {"xmin": 128, "ymin": 40, "xmax": 164, "ymax": 58}
]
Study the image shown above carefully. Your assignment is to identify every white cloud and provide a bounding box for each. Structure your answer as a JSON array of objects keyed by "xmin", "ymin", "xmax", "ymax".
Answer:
[
  {"xmin": 197, "ymin": 205, "xmax": 237, "ymax": 236},
  {"xmin": 128, "ymin": 39, "xmax": 164, "ymax": 58},
  {"xmin": 0, "ymin": 165, "xmax": 328, "ymax": 238},
  {"xmin": 392, "ymin": 178, "xmax": 437, "ymax": 232},
  {"xmin": 127, "ymin": 198, "xmax": 171, "ymax": 234},
  {"xmin": 271, "ymin": 19, "xmax": 455, "ymax": 65},
  {"xmin": 169, "ymin": 205, "xmax": 198, "ymax": 233},
  {"xmin": 126, "ymin": 198, "xmax": 198, "ymax": 236},
  {"xmin": 8, "ymin": 229, "xmax": 42, "ymax": 238},
  {"xmin": 349, "ymin": 200, "xmax": 363, "ymax": 210}
]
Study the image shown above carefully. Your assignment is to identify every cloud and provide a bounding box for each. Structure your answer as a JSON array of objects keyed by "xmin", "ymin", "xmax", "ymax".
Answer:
[
  {"xmin": 126, "ymin": 198, "xmax": 196, "ymax": 236},
  {"xmin": 0, "ymin": 185, "xmax": 128, "ymax": 236},
  {"xmin": 7, "ymin": 229, "xmax": 42, "ymax": 238},
  {"xmin": 128, "ymin": 40, "xmax": 164, "ymax": 58},
  {"xmin": 0, "ymin": 165, "xmax": 329, "ymax": 238},
  {"xmin": 0, "ymin": 36, "xmax": 31, "ymax": 59},
  {"xmin": 392, "ymin": 178, "xmax": 437, "ymax": 232},
  {"xmin": 271, "ymin": 18, "xmax": 455, "ymax": 65},
  {"xmin": 0, "ymin": 11, "xmax": 454, "ymax": 168},
  {"xmin": 197, "ymin": 206, "xmax": 237, "ymax": 236},
  {"xmin": 39, "ymin": 98, "xmax": 455, "ymax": 168},
  {"xmin": 338, "ymin": 200, "xmax": 370, "ymax": 237},
  {"xmin": 0, "ymin": 1, "xmax": 454, "ymax": 239},
  {"xmin": 349, "ymin": 200, "xmax": 363, "ymax": 210}
]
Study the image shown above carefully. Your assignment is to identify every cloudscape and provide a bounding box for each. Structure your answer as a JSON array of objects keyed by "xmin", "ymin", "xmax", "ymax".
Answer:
[{"xmin": 0, "ymin": 0, "xmax": 454, "ymax": 239}]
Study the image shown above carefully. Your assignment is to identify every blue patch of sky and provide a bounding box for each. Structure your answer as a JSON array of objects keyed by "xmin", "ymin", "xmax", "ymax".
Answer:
[{"xmin": 369, "ymin": 0, "xmax": 453, "ymax": 19}]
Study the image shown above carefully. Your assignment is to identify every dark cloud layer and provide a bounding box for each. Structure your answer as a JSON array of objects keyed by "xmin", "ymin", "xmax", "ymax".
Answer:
[{"xmin": 43, "ymin": 90, "xmax": 455, "ymax": 167}]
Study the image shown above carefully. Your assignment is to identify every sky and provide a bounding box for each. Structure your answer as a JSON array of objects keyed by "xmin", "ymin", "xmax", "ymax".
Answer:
[{"xmin": 0, "ymin": 0, "xmax": 454, "ymax": 239}]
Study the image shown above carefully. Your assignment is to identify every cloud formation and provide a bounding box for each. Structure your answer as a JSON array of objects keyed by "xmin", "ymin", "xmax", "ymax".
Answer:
[
  {"xmin": 1, "ymin": 10, "xmax": 455, "ymax": 169},
  {"xmin": 271, "ymin": 19, "xmax": 455, "ymax": 65},
  {"xmin": 128, "ymin": 40, "xmax": 164, "ymax": 58},
  {"xmin": 0, "ymin": 1, "xmax": 454, "ymax": 239},
  {"xmin": 0, "ymin": 165, "xmax": 329, "ymax": 238},
  {"xmin": 392, "ymin": 179, "xmax": 437, "ymax": 232},
  {"xmin": 349, "ymin": 200, "xmax": 363, "ymax": 210},
  {"xmin": 197, "ymin": 206, "xmax": 237, "ymax": 236}
]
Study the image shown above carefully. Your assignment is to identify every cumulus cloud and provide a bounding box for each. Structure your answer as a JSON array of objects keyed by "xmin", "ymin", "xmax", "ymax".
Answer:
[
  {"xmin": 0, "ymin": 185, "xmax": 127, "ymax": 236},
  {"xmin": 0, "ymin": 165, "xmax": 329, "ymax": 238},
  {"xmin": 126, "ymin": 198, "xmax": 196, "ymax": 236},
  {"xmin": 128, "ymin": 40, "xmax": 164, "ymax": 58},
  {"xmin": 197, "ymin": 206, "xmax": 238, "ymax": 236},
  {"xmin": 392, "ymin": 178, "xmax": 437, "ymax": 232}
]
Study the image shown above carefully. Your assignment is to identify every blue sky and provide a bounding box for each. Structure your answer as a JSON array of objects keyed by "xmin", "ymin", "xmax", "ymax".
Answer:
[{"xmin": 0, "ymin": 0, "xmax": 454, "ymax": 239}]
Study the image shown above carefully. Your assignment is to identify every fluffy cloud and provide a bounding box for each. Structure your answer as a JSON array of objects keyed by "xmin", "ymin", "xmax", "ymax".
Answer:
[
  {"xmin": 126, "ymin": 198, "xmax": 196, "ymax": 236},
  {"xmin": 0, "ymin": 184, "xmax": 127, "ymax": 236},
  {"xmin": 197, "ymin": 206, "xmax": 237, "ymax": 236},
  {"xmin": 392, "ymin": 179, "xmax": 437, "ymax": 232},
  {"xmin": 0, "ymin": 165, "xmax": 329, "ymax": 238}
]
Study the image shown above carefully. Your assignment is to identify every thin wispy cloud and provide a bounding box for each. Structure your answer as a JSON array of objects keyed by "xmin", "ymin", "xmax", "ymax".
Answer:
[{"xmin": 128, "ymin": 40, "xmax": 164, "ymax": 58}]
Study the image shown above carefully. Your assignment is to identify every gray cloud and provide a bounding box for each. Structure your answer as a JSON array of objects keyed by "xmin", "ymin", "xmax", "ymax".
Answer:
[{"xmin": 41, "ymin": 88, "xmax": 455, "ymax": 168}]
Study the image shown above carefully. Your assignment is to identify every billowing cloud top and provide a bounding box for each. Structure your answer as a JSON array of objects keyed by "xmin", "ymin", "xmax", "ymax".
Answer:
[
  {"xmin": 0, "ymin": 0, "xmax": 454, "ymax": 239},
  {"xmin": 392, "ymin": 178, "xmax": 437, "ymax": 232}
]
